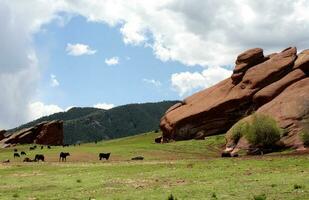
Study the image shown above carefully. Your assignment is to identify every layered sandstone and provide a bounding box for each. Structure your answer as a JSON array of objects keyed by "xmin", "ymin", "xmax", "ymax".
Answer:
[{"xmin": 160, "ymin": 47, "xmax": 309, "ymax": 150}]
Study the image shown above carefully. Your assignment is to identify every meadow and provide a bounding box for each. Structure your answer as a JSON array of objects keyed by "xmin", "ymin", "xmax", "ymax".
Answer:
[{"xmin": 0, "ymin": 132, "xmax": 308, "ymax": 200}]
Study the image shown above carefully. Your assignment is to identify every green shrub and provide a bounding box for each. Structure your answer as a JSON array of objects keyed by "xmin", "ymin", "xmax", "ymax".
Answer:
[
  {"xmin": 300, "ymin": 130, "xmax": 309, "ymax": 146},
  {"xmin": 245, "ymin": 114, "xmax": 281, "ymax": 147},
  {"xmin": 231, "ymin": 121, "xmax": 251, "ymax": 144}
]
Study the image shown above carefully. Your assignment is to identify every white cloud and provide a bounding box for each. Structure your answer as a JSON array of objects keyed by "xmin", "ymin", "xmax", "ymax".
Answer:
[
  {"xmin": 143, "ymin": 79, "xmax": 162, "ymax": 87},
  {"xmin": 28, "ymin": 101, "xmax": 64, "ymax": 121},
  {"xmin": 105, "ymin": 57, "xmax": 119, "ymax": 66},
  {"xmin": 66, "ymin": 43, "xmax": 96, "ymax": 56},
  {"xmin": 50, "ymin": 74, "xmax": 59, "ymax": 87},
  {"xmin": 171, "ymin": 67, "xmax": 232, "ymax": 96},
  {"xmin": 93, "ymin": 103, "xmax": 115, "ymax": 110}
]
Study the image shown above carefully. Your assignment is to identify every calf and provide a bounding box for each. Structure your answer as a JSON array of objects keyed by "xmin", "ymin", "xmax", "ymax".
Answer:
[
  {"xmin": 221, "ymin": 152, "xmax": 232, "ymax": 157},
  {"xmin": 21, "ymin": 151, "xmax": 26, "ymax": 156},
  {"xmin": 99, "ymin": 153, "xmax": 111, "ymax": 160},
  {"xmin": 2, "ymin": 159, "xmax": 10, "ymax": 163},
  {"xmin": 34, "ymin": 154, "xmax": 45, "ymax": 162},
  {"xmin": 23, "ymin": 157, "xmax": 33, "ymax": 162},
  {"xmin": 13, "ymin": 153, "xmax": 20, "ymax": 158},
  {"xmin": 59, "ymin": 152, "xmax": 70, "ymax": 162},
  {"xmin": 131, "ymin": 156, "xmax": 144, "ymax": 160}
]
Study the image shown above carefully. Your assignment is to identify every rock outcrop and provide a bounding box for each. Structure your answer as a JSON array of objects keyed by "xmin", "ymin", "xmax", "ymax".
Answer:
[
  {"xmin": 160, "ymin": 47, "xmax": 309, "ymax": 150},
  {"xmin": 0, "ymin": 120, "xmax": 63, "ymax": 147},
  {"xmin": 0, "ymin": 130, "xmax": 6, "ymax": 140}
]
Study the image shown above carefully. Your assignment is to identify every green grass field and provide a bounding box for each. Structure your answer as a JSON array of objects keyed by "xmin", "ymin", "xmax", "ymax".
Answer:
[{"xmin": 0, "ymin": 132, "xmax": 308, "ymax": 200}]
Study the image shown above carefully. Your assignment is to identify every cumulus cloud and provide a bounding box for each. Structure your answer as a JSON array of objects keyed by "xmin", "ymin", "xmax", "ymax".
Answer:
[
  {"xmin": 50, "ymin": 74, "xmax": 60, "ymax": 87},
  {"xmin": 142, "ymin": 79, "xmax": 162, "ymax": 87},
  {"xmin": 63, "ymin": 0, "xmax": 309, "ymax": 66},
  {"xmin": 66, "ymin": 43, "xmax": 97, "ymax": 56},
  {"xmin": 28, "ymin": 101, "xmax": 64, "ymax": 121},
  {"xmin": 171, "ymin": 67, "xmax": 232, "ymax": 96},
  {"xmin": 0, "ymin": 0, "xmax": 62, "ymax": 129},
  {"xmin": 105, "ymin": 57, "xmax": 119, "ymax": 66},
  {"xmin": 93, "ymin": 103, "xmax": 115, "ymax": 110}
]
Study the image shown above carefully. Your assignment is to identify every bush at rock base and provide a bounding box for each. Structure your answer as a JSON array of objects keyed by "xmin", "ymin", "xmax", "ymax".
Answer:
[
  {"xmin": 230, "ymin": 114, "xmax": 281, "ymax": 148},
  {"xmin": 300, "ymin": 130, "xmax": 309, "ymax": 146},
  {"xmin": 246, "ymin": 114, "xmax": 281, "ymax": 147}
]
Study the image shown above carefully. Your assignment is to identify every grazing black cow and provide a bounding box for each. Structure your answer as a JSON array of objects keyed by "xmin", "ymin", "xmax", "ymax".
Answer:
[
  {"xmin": 2, "ymin": 159, "xmax": 10, "ymax": 163},
  {"xmin": 99, "ymin": 153, "xmax": 111, "ymax": 160},
  {"xmin": 47, "ymin": 146, "xmax": 51, "ymax": 149},
  {"xmin": 21, "ymin": 151, "xmax": 26, "ymax": 156},
  {"xmin": 13, "ymin": 148, "xmax": 18, "ymax": 152},
  {"xmin": 221, "ymin": 152, "xmax": 232, "ymax": 157},
  {"xmin": 33, "ymin": 145, "xmax": 37, "ymax": 149},
  {"xmin": 131, "ymin": 156, "xmax": 144, "ymax": 160},
  {"xmin": 41, "ymin": 146, "xmax": 44, "ymax": 150},
  {"xmin": 13, "ymin": 153, "xmax": 20, "ymax": 158},
  {"xmin": 29, "ymin": 147, "xmax": 35, "ymax": 150},
  {"xmin": 34, "ymin": 154, "xmax": 45, "ymax": 162},
  {"xmin": 59, "ymin": 152, "xmax": 70, "ymax": 162},
  {"xmin": 23, "ymin": 157, "xmax": 33, "ymax": 162}
]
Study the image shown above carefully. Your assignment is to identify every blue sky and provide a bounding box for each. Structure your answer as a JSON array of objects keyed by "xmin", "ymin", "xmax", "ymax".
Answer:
[
  {"xmin": 1, "ymin": 0, "xmax": 309, "ymax": 128},
  {"xmin": 34, "ymin": 15, "xmax": 201, "ymax": 109}
]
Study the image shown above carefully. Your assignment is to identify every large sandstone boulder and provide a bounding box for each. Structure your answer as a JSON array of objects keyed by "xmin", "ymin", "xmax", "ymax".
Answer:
[
  {"xmin": 160, "ymin": 47, "xmax": 309, "ymax": 150},
  {"xmin": 0, "ymin": 120, "xmax": 63, "ymax": 147}
]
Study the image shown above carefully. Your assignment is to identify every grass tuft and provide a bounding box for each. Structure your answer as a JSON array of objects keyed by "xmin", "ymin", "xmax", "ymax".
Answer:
[
  {"xmin": 294, "ymin": 184, "xmax": 302, "ymax": 190},
  {"xmin": 167, "ymin": 194, "xmax": 177, "ymax": 200},
  {"xmin": 253, "ymin": 194, "xmax": 266, "ymax": 200}
]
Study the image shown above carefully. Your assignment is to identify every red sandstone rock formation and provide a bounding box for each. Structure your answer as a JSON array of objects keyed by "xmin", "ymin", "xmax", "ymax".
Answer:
[
  {"xmin": 160, "ymin": 47, "xmax": 309, "ymax": 150},
  {"xmin": 0, "ymin": 120, "xmax": 63, "ymax": 147}
]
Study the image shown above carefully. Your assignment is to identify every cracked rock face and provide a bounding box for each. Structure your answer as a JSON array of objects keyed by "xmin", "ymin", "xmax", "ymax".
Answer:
[{"xmin": 160, "ymin": 47, "xmax": 309, "ymax": 149}]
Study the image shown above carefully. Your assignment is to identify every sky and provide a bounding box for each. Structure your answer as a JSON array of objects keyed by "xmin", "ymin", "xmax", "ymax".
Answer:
[{"xmin": 1, "ymin": 0, "xmax": 309, "ymax": 129}]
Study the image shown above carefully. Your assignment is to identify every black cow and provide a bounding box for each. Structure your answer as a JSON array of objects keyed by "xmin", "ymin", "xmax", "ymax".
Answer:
[
  {"xmin": 29, "ymin": 147, "xmax": 34, "ymax": 150},
  {"xmin": 47, "ymin": 146, "xmax": 51, "ymax": 149},
  {"xmin": 34, "ymin": 154, "xmax": 45, "ymax": 162},
  {"xmin": 13, "ymin": 148, "xmax": 18, "ymax": 152},
  {"xmin": 62, "ymin": 144, "xmax": 69, "ymax": 147},
  {"xmin": 13, "ymin": 153, "xmax": 20, "ymax": 158},
  {"xmin": 41, "ymin": 146, "xmax": 44, "ymax": 150},
  {"xmin": 2, "ymin": 159, "xmax": 10, "ymax": 163},
  {"xmin": 221, "ymin": 152, "xmax": 232, "ymax": 157},
  {"xmin": 21, "ymin": 151, "xmax": 26, "ymax": 156},
  {"xmin": 131, "ymin": 156, "xmax": 144, "ymax": 160},
  {"xmin": 59, "ymin": 152, "xmax": 70, "ymax": 162},
  {"xmin": 99, "ymin": 153, "xmax": 111, "ymax": 160}
]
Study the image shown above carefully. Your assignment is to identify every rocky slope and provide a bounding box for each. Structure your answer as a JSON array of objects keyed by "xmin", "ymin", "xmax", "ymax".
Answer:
[
  {"xmin": 160, "ymin": 47, "xmax": 309, "ymax": 151},
  {"xmin": 0, "ymin": 120, "xmax": 63, "ymax": 147}
]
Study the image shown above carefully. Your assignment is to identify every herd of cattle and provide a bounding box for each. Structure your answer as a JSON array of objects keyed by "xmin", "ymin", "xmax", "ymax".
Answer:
[{"xmin": 2, "ymin": 144, "xmax": 144, "ymax": 163}]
